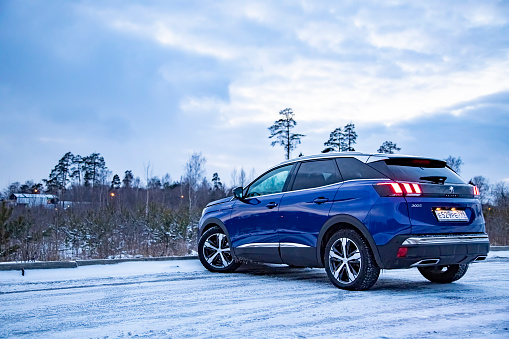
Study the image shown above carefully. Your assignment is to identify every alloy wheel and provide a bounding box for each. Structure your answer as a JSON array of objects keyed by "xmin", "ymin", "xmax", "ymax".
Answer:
[
  {"xmin": 202, "ymin": 232, "xmax": 233, "ymax": 269},
  {"xmin": 328, "ymin": 237, "xmax": 362, "ymax": 284}
]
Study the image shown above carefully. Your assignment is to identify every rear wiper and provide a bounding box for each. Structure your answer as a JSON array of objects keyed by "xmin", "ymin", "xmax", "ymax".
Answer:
[{"xmin": 420, "ymin": 176, "xmax": 447, "ymax": 184}]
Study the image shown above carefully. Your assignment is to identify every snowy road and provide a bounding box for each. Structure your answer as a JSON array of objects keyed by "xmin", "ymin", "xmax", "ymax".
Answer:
[{"xmin": 1, "ymin": 252, "xmax": 509, "ymax": 338}]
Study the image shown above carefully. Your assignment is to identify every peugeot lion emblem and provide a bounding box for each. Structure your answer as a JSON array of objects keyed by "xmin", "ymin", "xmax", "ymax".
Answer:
[{"xmin": 449, "ymin": 186, "xmax": 455, "ymax": 194}]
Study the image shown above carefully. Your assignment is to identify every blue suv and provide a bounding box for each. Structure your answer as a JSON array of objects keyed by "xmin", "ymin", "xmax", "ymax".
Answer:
[{"xmin": 198, "ymin": 152, "xmax": 489, "ymax": 290}]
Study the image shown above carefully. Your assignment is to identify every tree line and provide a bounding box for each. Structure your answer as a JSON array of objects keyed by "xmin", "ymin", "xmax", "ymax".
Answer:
[
  {"xmin": 268, "ymin": 108, "xmax": 402, "ymax": 159},
  {"xmin": 0, "ymin": 152, "xmax": 237, "ymax": 262},
  {"xmin": 0, "ymin": 108, "xmax": 507, "ymax": 262}
]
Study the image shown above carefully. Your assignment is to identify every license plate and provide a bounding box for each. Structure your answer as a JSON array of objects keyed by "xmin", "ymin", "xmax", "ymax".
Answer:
[{"xmin": 434, "ymin": 209, "xmax": 469, "ymax": 222}]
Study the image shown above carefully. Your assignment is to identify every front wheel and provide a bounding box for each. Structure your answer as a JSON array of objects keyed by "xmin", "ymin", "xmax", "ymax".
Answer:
[
  {"xmin": 324, "ymin": 229, "xmax": 380, "ymax": 291},
  {"xmin": 198, "ymin": 227, "xmax": 241, "ymax": 273},
  {"xmin": 418, "ymin": 264, "xmax": 469, "ymax": 283}
]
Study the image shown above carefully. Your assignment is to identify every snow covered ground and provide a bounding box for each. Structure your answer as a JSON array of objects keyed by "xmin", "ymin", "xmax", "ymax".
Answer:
[{"xmin": 1, "ymin": 252, "xmax": 508, "ymax": 338}]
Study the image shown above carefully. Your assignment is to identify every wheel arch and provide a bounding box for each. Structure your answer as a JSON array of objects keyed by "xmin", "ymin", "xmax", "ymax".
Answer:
[
  {"xmin": 317, "ymin": 214, "xmax": 382, "ymax": 267},
  {"xmin": 200, "ymin": 218, "xmax": 235, "ymax": 254}
]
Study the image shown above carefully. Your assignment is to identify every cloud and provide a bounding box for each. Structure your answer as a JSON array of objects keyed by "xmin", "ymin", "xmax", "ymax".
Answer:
[
  {"xmin": 1, "ymin": 0, "xmax": 508, "ymax": 188},
  {"xmin": 84, "ymin": 0, "xmax": 509, "ymax": 128}
]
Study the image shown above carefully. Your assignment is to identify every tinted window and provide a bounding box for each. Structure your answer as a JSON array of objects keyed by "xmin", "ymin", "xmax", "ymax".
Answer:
[
  {"xmin": 335, "ymin": 158, "xmax": 387, "ymax": 181},
  {"xmin": 368, "ymin": 159, "xmax": 465, "ymax": 184},
  {"xmin": 292, "ymin": 160, "xmax": 342, "ymax": 191},
  {"xmin": 246, "ymin": 164, "xmax": 293, "ymax": 197}
]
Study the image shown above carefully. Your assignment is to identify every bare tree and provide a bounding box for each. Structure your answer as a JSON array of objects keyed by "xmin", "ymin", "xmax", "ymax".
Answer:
[
  {"xmin": 144, "ymin": 162, "xmax": 152, "ymax": 218},
  {"xmin": 239, "ymin": 168, "xmax": 247, "ymax": 187},
  {"xmin": 230, "ymin": 167, "xmax": 238, "ymax": 188},
  {"xmin": 184, "ymin": 152, "xmax": 206, "ymax": 213},
  {"xmin": 492, "ymin": 182, "xmax": 508, "ymax": 207},
  {"xmin": 470, "ymin": 176, "xmax": 491, "ymax": 205},
  {"xmin": 445, "ymin": 156, "xmax": 463, "ymax": 174},
  {"xmin": 248, "ymin": 168, "xmax": 257, "ymax": 184}
]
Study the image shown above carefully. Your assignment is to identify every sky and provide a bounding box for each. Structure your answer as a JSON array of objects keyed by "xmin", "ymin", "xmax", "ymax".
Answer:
[{"xmin": 1, "ymin": 0, "xmax": 509, "ymax": 190}]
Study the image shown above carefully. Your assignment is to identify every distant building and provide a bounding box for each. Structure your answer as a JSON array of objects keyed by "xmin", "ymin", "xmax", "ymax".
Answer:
[{"xmin": 9, "ymin": 193, "xmax": 59, "ymax": 207}]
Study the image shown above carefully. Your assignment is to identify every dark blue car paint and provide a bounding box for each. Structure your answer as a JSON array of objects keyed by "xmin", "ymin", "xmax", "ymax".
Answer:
[
  {"xmin": 199, "ymin": 154, "xmax": 487, "ymax": 269},
  {"xmin": 405, "ymin": 197, "xmax": 485, "ymax": 234}
]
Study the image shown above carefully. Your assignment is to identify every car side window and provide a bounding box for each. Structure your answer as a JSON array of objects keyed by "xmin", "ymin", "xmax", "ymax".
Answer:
[
  {"xmin": 335, "ymin": 157, "xmax": 386, "ymax": 181},
  {"xmin": 291, "ymin": 160, "xmax": 342, "ymax": 191},
  {"xmin": 245, "ymin": 164, "xmax": 293, "ymax": 197}
]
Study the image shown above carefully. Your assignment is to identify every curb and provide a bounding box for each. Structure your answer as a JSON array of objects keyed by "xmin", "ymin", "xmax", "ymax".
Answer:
[
  {"xmin": 0, "ymin": 256, "xmax": 199, "ymax": 271},
  {"xmin": 490, "ymin": 246, "xmax": 509, "ymax": 251},
  {"xmin": 1, "ymin": 246, "xmax": 508, "ymax": 271}
]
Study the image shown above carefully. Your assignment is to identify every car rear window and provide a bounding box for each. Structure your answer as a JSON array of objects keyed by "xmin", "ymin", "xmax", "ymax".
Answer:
[{"xmin": 367, "ymin": 158, "xmax": 466, "ymax": 184}]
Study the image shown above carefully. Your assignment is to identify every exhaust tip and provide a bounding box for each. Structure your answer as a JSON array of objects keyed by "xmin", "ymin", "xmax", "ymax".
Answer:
[
  {"xmin": 411, "ymin": 259, "xmax": 440, "ymax": 267},
  {"xmin": 473, "ymin": 255, "xmax": 487, "ymax": 262}
]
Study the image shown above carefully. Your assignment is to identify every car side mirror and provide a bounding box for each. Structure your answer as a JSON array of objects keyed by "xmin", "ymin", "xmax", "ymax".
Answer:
[{"xmin": 233, "ymin": 186, "xmax": 244, "ymax": 200}]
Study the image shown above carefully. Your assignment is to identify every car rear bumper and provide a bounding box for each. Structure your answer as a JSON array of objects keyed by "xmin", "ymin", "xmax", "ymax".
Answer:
[{"xmin": 377, "ymin": 234, "xmax": 490, "ymax": 269}]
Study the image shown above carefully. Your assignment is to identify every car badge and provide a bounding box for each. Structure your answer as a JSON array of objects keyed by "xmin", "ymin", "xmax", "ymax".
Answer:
[{"xmin": 449, "ymin": 186, "xmax": 455, "ymax": 194}]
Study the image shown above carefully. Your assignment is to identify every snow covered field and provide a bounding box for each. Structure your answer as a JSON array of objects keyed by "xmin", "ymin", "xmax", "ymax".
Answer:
[{"xmin": 1, "ymin": 252, "xmax": 508, "ymax": 338}]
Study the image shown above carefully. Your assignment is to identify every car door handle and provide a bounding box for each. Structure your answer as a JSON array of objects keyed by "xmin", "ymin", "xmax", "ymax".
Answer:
[
  {"xmin": 266, "ymin": 202, "xmax": 278, "ymax": 209},
  {"xmin": 313, "ymin": 197, "xmax": 329, "ymax": 204}
]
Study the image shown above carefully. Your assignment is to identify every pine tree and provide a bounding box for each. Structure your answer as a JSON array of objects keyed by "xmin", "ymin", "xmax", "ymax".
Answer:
[
  {"xmin": 268, "ymin": 108, "xmax": 305, "ymax": 160},
  {"xmin": 70, "ymin": 155, "xmax": 84, "ymax": 186},
  {"xmin": 83, "ymin": 153, "xmax": 107, "ymax": 187},
  {"xmin": 377, "ymin": 141, "xmax": 401, "ymax": 154},
  {"xmin": 212, "ymin": 173, "xmax": 223, "ymax": 190},
  {"xmin": 324, "ymin": 127, "xmax": 344, "ymax": 152},
  {"xmin": 44, "ymin": 152, "xmax": 74, "ymax": 191},
  {"xmin": 148, "ymin": 177, "xmax": 162, "ymax": 189},
  {"xmin": 122, "ymin": 170, "xmax": 134, "ymax": 188},
  {"xmin": 111, "ymin": 174, "xmax": 121, "ymax": 189},
  {"xmin": 343, "ymin": 123, "xmax": 357, "ymax": 151}
]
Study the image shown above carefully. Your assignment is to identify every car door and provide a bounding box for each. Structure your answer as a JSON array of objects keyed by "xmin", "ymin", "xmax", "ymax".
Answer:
[
  {"xmin": 278, "ymin": 159, "xmax": 343, "ymax": 266},
  {"xmin": 227, "ymin": 164, "xmax": 295, "ymax": 264}
]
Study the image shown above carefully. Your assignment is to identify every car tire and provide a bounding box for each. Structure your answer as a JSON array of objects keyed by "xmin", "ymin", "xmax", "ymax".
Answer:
[
  {"xmin": 198, "ymin": 226, "xmax": 241, "ymax": 273},
  {"xmin": 324, "ymin": 229, "xmax": 380, "ymax": 291},
  {"xmin": 418, "ymin": 264, "xmax": 469, "ymax": 283}
]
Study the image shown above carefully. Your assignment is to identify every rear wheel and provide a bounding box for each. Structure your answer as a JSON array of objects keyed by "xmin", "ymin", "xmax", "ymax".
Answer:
[
  {"xmin": 198, "ymin": 227, "xmax": 241, "ymax": 273},
  {"xmin": 418, "ymin": 264, "xmax": 468, "ymax": 283},
  {"xmin": 325, "ymin": 229, "xmax": 380, "ymax": 291}
]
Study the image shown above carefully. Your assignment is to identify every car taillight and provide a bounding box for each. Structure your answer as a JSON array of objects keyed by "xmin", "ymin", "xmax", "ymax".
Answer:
[
  {"xmin": 473, "ymin": 186, "xmax": 480, "ymax": 196},
  {"xmin": 374, "ymin": 182, "xmax": 422, "ymax": 197}
]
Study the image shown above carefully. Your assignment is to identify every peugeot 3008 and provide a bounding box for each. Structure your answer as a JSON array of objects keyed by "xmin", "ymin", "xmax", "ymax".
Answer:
[{"xmin": 198, "ymin": 152, "xmax": 489, "ymax": 290}]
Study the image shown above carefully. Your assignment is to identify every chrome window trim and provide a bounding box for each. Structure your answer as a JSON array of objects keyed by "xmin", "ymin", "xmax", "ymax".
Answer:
[
  {"xmin": 402, "ymin": 234, "xmax": 489, "ymax": 246},
  {"xmin": 340, "ymin": 178, "xmax": 391, "ymax": 184},
  {"xmin": 239, "ymin": 178, "xmax": 390, "ymax": 199},
  {"xmin": 287, "ymin": 181, "xmax": 342, "ymax": 194},
  {"xmin": 283, "ymin": 178, "xmax": 390, "ymax": 195}
]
